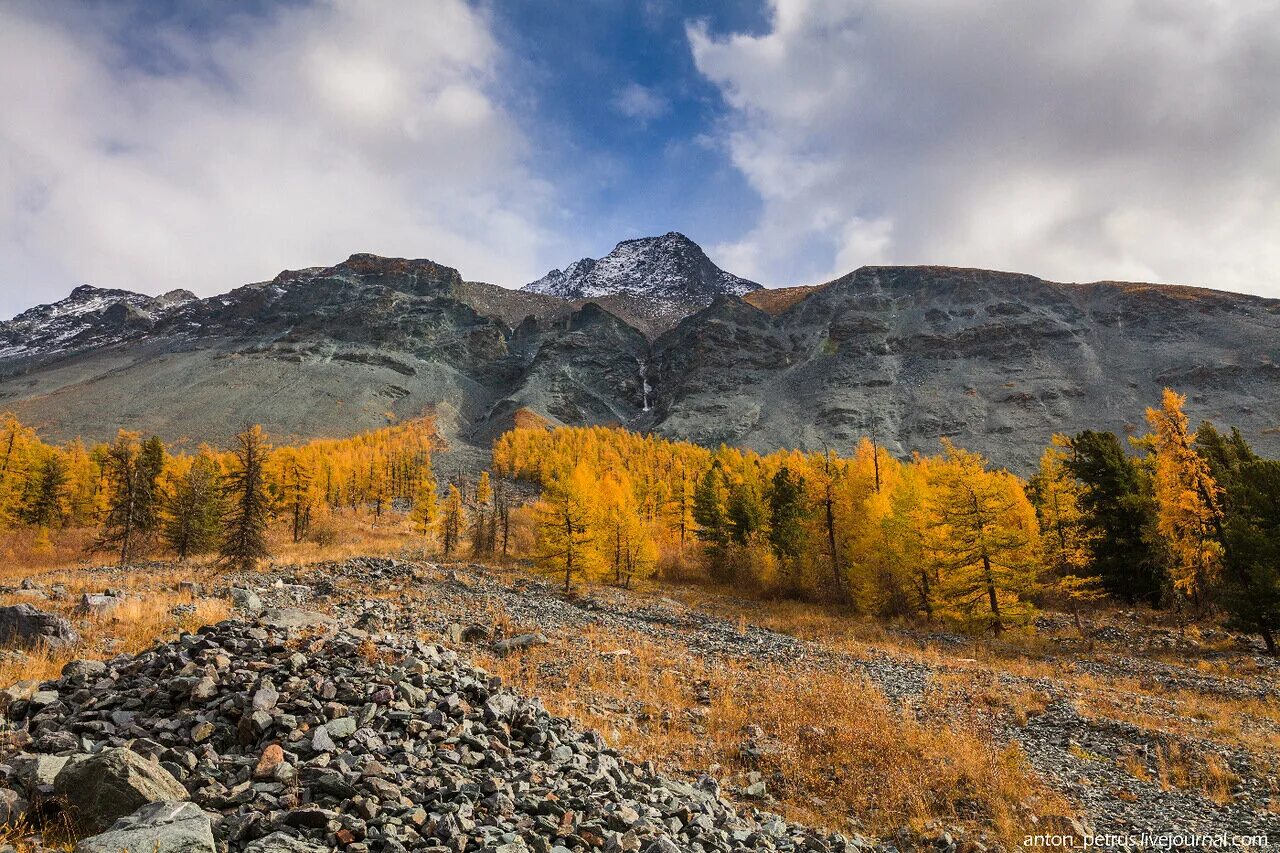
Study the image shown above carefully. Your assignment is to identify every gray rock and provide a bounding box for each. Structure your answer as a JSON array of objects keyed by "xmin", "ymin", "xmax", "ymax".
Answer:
[
  {"xmin": 0, "ymin": 787, "xmax": 28, "ymax": 825},
  {"xmin": 258, "ymin": 607, "xmax": 336, "ymax": 631},
  {"xmin": 54, "ymin": 747, "xmax": 190, "ymax": 835},
  {"xmin": 62, "ymin": 659, "xmax": 108, "ymax": 681},
  {"xmin": 310, "ymin": 725, "xmax": 336, "ymax": 753},
  {"xmin": 493, "ymin": 633, "xmax": 549, "ymax": 655},
  {"xmin": 10, "ymin": 753, "xmax": 68, "ymax": 793},
  {"xmin": 0, "ymin": 603, "xmax": 78, "ymax": 649},
  {"xmin": 229, "ymin": 587, "xmax": 263, "ymax": 614},
  {"xmin": 0, "ymin": 680, "xmax": 40, "ymax": 714},
  {"xmin": 73, "ymin": 801, "xmax": 214, "ymax": 853},
  {"xmin": 76, "ymin": 593, "xmax": 123, "ymax": 617},
  {"xmin": 324, "ymin": 717, "xmax": 357, "ymax": 739},
  {"xmin": 243, "ymin": 831, "xmax": 329, "ymax": 852}
]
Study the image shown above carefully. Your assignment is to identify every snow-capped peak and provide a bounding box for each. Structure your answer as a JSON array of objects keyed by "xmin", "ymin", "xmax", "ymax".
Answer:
[
  {"xmin": 0, "ymin": 285, "xmax": 196, "ymax": 361},
  {"xmin": 522, "ymin": 232, "xmax": 760, "ymax": 306}
]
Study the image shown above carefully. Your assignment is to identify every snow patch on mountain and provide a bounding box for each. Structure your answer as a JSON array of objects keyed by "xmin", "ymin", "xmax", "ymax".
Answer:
[
  {"xmin": 0, "ymin": 285, "xmax": 196, "ymax": 361},
  {"xmin": 522, "ymin": 232, "xmax": 760, "ymax": 306}
]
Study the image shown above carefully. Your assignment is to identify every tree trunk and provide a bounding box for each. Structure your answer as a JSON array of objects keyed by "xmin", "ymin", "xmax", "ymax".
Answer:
[
  {"xmin": 982, "ymin": 554, "xmax": 1002, "ymax": 635},
  {"xmin": 824, "ymin": 493, "xmax": 844, "ymax": 603},
  {"xmin": 1261, "ymin": 624, "xmax": 1277, "ymax": 656}
]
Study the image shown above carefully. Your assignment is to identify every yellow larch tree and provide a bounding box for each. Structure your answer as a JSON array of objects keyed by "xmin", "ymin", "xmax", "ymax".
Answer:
[
  {"xmin": 534, "ymin": 463, "xmax": 603, "ymax": 593},
  {"xmin": 1145, "ymin": 388, "xmax": 1224, "ymax": 604},
  {"xmin": 925, "ymin": 441, "xmax": 1043, "ymax": 634}
]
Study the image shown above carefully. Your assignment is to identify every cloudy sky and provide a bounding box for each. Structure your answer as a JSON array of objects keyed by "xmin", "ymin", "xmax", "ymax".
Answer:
[{"xmin": 2, "ymin": 0, "xmax": 1278, "ymax": 317}]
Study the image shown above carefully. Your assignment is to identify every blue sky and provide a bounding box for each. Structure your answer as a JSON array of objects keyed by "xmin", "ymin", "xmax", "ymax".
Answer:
[
  {"xmin": 2, "ymin": 0, "xmax": 1279, "ymax": 317},
  {"xmin": 485, "ymin": 1, "xmax": 768, "ymax": 251}
]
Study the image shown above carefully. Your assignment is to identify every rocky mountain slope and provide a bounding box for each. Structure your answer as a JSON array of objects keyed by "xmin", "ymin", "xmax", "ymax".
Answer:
[{"xmin": 2, "ymin": 242, "xmax": 1278, "ymax": 471}]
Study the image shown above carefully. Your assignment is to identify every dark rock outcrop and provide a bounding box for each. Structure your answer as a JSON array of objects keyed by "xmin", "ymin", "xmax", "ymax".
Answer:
[{"xmin": 0, "ymin": 604, "xmax": 78, "ymax": 649}]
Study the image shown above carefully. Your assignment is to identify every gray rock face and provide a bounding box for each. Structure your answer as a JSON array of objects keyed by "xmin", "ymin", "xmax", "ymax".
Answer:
[
  {"xmin": 73, "ymin": 801, "xmax": 215, "ymax": 853},
  {"xmin": 648, "ymin": 266, "xmax": 1280, "ymax": 471},
  {"xmin": 3, "ymin": 248, "xmax": 1279, "ymax": 472},
  {"xmin": 0, "ymin": 603, "xmax": 78, "ymax": 649},
  {"xmin": 54, "ymin": 747, "xmax": 190, "ymax": 835}
]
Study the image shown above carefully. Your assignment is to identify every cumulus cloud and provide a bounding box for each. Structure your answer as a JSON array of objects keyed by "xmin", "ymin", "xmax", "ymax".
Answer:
[
  {"xmin": 0, "ymin": 0, "xmax": 555, "ymax": 317},
  {"xmin": 690, "ymin": 0, "xmax": 1280, "ymax": 295},
  {"xmin": 612, "ymin": 83, "xmax": 670, "ymax": 124}
]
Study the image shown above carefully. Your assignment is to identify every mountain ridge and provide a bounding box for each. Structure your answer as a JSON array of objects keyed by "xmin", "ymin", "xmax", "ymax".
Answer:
[{"xmin": 2, "ymin": 238, "xmax": 1277, "ymax": 472}]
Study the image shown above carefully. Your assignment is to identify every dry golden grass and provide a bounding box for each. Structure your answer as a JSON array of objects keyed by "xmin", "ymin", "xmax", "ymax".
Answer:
[
  {"xmin": 474, "ymin": 621, "xmax": 1075, "ymax": 843},
  {"xmin": 742, "ymin": 284, "xmax": 830, "ymax": 315},
  {"xmin": 0, "ymin": 563, "xmax": 231, "ymax": 687}
]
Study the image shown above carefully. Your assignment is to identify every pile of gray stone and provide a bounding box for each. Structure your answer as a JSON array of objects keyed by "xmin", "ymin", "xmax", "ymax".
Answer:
[{"xmin": 0, "ymin": 612, "xmax": 882, "ymax": 853}]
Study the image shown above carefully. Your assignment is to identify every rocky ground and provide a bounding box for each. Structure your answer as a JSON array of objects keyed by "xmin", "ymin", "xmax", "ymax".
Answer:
[{"xmin": 1, "ymin": 558, "xmax": 1278, "ymax": 851}]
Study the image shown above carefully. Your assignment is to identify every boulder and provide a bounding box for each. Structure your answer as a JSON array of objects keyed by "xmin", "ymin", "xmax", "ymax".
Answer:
[
  {"xmin": 243, "ymin": 831, "xmax": 329, "ymax": 852},
  {"xmin": 9, "ymin": 753, "xmax": 68, "ymax": 795},
  {"xmin": 258, "ymin": 608, "xmax": 336, "ymax": 631},
  {"xmin": 0, "ymin": 786, "xmax": 28, "ymax": 825},
  {"xmin": 229, "ymin": 587, "xmax": 263, "ymax": 614},
  {"xmin": 493, "ymin": 633, "xmax": 549, "ymax": 656},
  {"xmin": 0, "ymin": 680, "xmax": 40, "ymax": 715},
  {"xmin": 76, "ymin": 594, "xmax": 123, "ymax": 617},
  {"xmin": 61, "ymin": 659, "xmax": 108, "ymax": 682},
  {"xmin": 0, "ymin": 604, "xmax": 78, "ymax": 649},
  {"xmin": 73, "ymin": 801, "xmax": 214, "ymax": 853},
  {"xmin": 54, "ymin": 747, "xmax": 190, "ymax": 835}
]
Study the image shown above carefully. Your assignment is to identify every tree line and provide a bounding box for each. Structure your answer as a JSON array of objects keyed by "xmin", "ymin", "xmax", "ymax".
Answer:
[
  {"xmin": 492, "ymin": 391, "xmax": 1280, "ymax": 651},
  {"xmin": 4, "ymin": 389, "xmax": 1277, "ymax": 651},
  {"xmin": 0, "ymin": 415, "xmax": 437, "ymax": 571}
]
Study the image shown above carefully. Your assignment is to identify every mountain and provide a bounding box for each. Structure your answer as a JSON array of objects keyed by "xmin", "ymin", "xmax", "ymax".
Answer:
[
  {"xmin": 0, "ymin": 285, "xmax": 196, "ymax": 361},
  {"xmin": 522, "ymin": 232, "xmax": 761, "ymax": 329},
  {"xmin": 2, "ymin": 243, "xmax": 1278, "ymax": 472},
  {"xmin": 648, "ymin": 266, "xmax": 1280, "ymax": 469}
]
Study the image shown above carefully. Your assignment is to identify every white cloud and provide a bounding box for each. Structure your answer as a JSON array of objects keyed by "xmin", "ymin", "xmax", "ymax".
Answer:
[
  {"xmin": 612, "ymin": 83, "xmax": 670, "ymax": 124},
  {"xmin": 0, "ymin": 0, "xmax": 556, "ymax": 317},
  {"xmin": 690, "ymin": 0, "xmax": 1280, "ymax": 295}
]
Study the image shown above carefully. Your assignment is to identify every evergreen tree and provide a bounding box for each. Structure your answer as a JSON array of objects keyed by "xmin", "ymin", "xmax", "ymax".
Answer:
[
  {"xmin": 97, "ymin": 431, "xmax": 164, "ymax": 565},
  {"xmin": 439, "ymin": 484, "xmax": 464, "ymax": 558},
  {"xmin": 220, "ymin": 424, "xmax": 273, "ymax": 572},
  {"xmin": 693, "ymin": 462, "xmax": 732, "ymax": 580},
  {"xmin": 1195, "ymin": 422, "xmax": 1258, "ymax": 478},
  {"xmin": 162, "ymin": 451, "xmax": 224, "ymax": 560},
  {"xmin": 727, "ymin": 478, "xmax": 767, "ymax": 547},
  {"xmin": 1216, "ymin": 460, "xmax": 1280, "ymax": 655},
  {"xmin": 1065, "ymin": 430, "xmax": 1165, "ymax": 603},
  {"xmin": 20, "ymin": 453, "xmax": 69, "ymax": 529},
  {"xmin": 767, "ymin": 465, "xmax": 807, "ymax": 561},
  {"xmin": 470, "ymin": 471, "xmax": 494, "ymax": 557}
]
